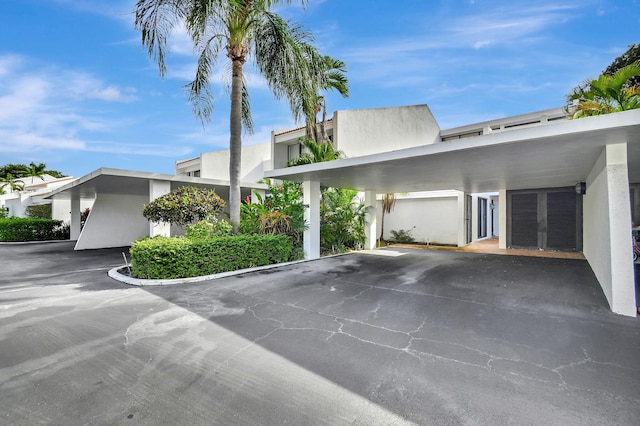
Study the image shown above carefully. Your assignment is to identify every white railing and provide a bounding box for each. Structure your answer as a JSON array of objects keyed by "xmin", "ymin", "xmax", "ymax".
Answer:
[{"xmin": 440, "ymin": 107, "xmax": 568, "ymax": 142}]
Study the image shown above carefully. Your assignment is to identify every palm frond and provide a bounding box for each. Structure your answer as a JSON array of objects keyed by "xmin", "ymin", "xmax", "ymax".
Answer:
[
  {"xmin": 242, "ymin": 81, "xmax": 254, "ymax": 133},
  {"xmin": 185, "ymin": 39, "xmax": 218, "ymax": 123},
  {"xmin": 253, "ymin": 12, "xmax": 323, "ymax": 121},
  {"xmin": 135, "ymin": 0, "xmax": 188, "ymax": 77}
]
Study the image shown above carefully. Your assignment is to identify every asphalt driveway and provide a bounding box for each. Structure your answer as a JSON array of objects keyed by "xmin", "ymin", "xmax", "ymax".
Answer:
[{"xmin": 1, "ymin": 241, "xmax": 639, "ymax": 425}]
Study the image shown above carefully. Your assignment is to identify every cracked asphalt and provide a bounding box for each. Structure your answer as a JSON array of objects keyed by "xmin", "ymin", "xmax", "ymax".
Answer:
[{"xmin": 1, "ymin": 241, "xmax": 639, "ymax": 425}]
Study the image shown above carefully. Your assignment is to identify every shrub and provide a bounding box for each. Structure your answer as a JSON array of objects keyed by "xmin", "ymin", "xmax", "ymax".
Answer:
[
  {"xmin": 130, "ymin": 234, "xmax": 293, "ymax": 279},
  {"xmin": 240, "ymin": 179, "xmax": 305, "ymax": 245},
  {"xmin": 321, "ymin": 188, "xmax": 369, "ymax": 253},
  {"xmin": 185, "ymin": 218, "xmax": 232, "ymax": 239},
  {"xmin": 25, "ymin": 203, "xmax": 52, "ymax": 219},
  {"xmin": 142, "ymin": 186, "xmax": 225, "ymax": 226},
  {"xmin": 80, "ymin": 207, "xmax": 91, "ymax": 229},
  {"xmin": 388, "ymin": 229, "xmax": 415, "ymax": 244},
  {"xmin": 0, "ymin": 217, "xmax": 70, "ymax": 242}
]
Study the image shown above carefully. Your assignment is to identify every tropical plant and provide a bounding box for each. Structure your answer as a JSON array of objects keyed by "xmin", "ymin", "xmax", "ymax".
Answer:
[
  {"xmin": 603, "ymin": 44, "xmax": 640, "ymax": 88},
  {"xmin": 185, "ymin": 218, "xmax": 233, "ymax": 238},
  {"xmin": 0, "ymin": 163, "xmax": 66, "ymax": 180},
  {"xmin": 567, "ymin": 61, "xmax": 640, "ymax": 118},
  {"xmin": 0, "ymin": 164, "xmax": 30, "ymax": 179},
  {"xmin": 293, "ymin": 55, "xmax": 349, "ymax": 143},
  {"xmin": 25, "ymin": 204, "xmax": 52, "ymax": 219},
  {"xmin": 320, "ymin": 188, "xmax": 368, "ymax": 253},
  {"xmin": 379, "ymin": 193, "xmax": 396, "ymax": 241},
  {"xmin": 0, "ymin": 174, "xmax": 24, "ymax": 193},
  {"xmin": 135, "ymin": 0, "xmax": 337, "ymax": 233},
  {"xmin": 21, "ymin": 162, "xmax": 47, "ymax": 183},
  {"xmin": 286, "ymin": 137, "xmax": 345, "ymax": 166},
  {"xmin": 388, "ymin": 229, "xmax": 415, "ymax": 244},
  {"xmin": 80, "ymin": 207, "xmax": 91, "ymax": 229},
  {"xmin": 240, "ymin": 179, "xmax": 305, "ymax": 245},
  {"xmin": 142, "ymin": 186, "xmax": 225, "ymax": 226}
]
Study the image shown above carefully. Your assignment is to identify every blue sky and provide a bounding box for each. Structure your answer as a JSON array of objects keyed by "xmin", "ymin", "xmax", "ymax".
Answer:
[{"xmin": 0, "ymin": 0, "xmax": 638, "ymax": 177}]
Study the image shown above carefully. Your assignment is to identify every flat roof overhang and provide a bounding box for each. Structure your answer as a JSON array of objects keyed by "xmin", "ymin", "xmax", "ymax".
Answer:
[
  {"xmin": 265, "ymin": 110, "xmax": 640, "ymax": 193},
  {"xmin": 45, "ymin": 168, "xmax": 267, "ymax": 201}
]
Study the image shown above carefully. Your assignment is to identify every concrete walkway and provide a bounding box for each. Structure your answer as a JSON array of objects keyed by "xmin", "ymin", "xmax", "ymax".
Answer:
[
  {"xmin": 393, "ymin": 237, "xmax": 586, "ymax": 259},
  {"xmin": 1, "ymin": 242, "xmax": 639, "ymax": 425}
]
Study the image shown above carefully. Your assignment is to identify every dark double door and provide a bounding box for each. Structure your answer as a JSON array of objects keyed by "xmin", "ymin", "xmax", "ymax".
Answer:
[{"xmin": 508, "ymin": 188, "xmax": 582, "ymax": 251}]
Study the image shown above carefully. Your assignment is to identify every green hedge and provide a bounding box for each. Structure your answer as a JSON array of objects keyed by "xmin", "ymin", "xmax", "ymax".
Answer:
[
  {"xmin": 130, "ymin": 234, "xmax": 293, "ymax": 279},
  {"xmin": 0, "ymin": 218, "xmax": 70, "ymax": 242}
]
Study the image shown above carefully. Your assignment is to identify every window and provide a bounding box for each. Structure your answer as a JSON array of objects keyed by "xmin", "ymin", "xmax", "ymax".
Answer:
[{"xmin": 288, "ymin": 144, "xmax": 301, "ymax": 161}]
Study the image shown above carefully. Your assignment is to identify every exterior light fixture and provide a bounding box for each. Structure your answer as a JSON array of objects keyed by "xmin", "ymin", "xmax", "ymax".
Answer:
[{"xmin": 575, "ymin": 182, "xmax": 586, "ymax": 195}]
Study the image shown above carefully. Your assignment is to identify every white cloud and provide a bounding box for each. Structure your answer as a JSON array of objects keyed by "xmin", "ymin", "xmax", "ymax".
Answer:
[
  {"xmin": 86, "ymin": 141, "xmax": 193, "ymax": 157},
  {"xmin": 0, "ymin": 54, "xmax": 143, "ymax": 156},
  {"xmin": 65, "ymin": 72, "xmax": 139, "ymax": 102},
  {"xmin": 169, "ymin": 22, "xmax": 196, "ymax": 56},
  {"xmin": 0, "ymin": 130, "xmax": 85, "ymax": 152}
]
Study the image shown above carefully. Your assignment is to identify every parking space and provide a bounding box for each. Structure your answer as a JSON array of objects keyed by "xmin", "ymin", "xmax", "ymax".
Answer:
[{"xmin": 1, "ymin": 243, "xmax": 639, "ymax": 425}]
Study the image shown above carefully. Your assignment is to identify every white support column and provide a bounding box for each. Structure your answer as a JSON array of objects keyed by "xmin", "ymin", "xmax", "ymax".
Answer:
[
  {"xmin": 70, "ymin": 197, "xmax": 81, "ymax": 240},
  {"xmin": 303, "ymin": 180, "xmax": 320, "ymax": 259},
  {"xmin": 457, "ymin": 191, "xmax": 467, "ymax": 247},
  {"xmin": 498, "ymin": 189, "xmax": 507, "ymax": 249},
  {"xmin": 584, "ymin": 143, "xmax": 636, "ymax": 316},
  {"xmin": 149, "ymin": 180, "xmax": 171, "ymax": 238},
  {"xmin": 364, "ymin": 190, "xmax": 377, "ymax": 250}
]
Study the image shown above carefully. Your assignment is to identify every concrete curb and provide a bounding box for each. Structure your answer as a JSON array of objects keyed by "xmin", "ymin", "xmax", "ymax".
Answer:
[
  {"xmin": 0, "ymin": 239, "xmax": 76, "ymax": 245},
  {"xmin": 108, "ymin": 253, "xmax": 348, "ymax": 286}
]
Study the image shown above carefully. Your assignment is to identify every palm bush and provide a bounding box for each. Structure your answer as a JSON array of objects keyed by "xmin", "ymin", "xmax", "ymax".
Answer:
[
  {"xmin": 142, "ymin": 186, "xmax": 225, "ymax": 227},
  {"xmin": 567, "ymin": 61, "xmax": 640, "ymax": 118},
  {"xmin": 321, "ymin": 188, "xmax": 369, "ymax": 253}
]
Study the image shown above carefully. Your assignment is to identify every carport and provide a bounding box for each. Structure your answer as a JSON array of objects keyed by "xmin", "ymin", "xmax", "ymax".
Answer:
[
  {"xmin": 46, "ymin": 168, "xmax": 266, "ymax": 251},
  {"xmin": 266, "ymin": 109, "xmax": 640, "ymax": 316}
]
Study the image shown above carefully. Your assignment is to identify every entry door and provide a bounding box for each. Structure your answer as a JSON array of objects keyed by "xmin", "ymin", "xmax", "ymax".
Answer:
[{"xmin": 508, "ymin": 188, "xmax": 581, "ymax": 250}]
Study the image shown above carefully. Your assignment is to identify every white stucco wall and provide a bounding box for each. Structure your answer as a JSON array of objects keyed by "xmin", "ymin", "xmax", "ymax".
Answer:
[
  {"xmin": 51, "ymin": 198, "xmax": 94, "ymax": 223},
  {"xmin": 377, "ymin": 193, "xmax": 459, "ymax": 245},
  {"xmin": 75, "ymin": 193, "xmax": 149, "ymax": 250},
  {"xmin": 583, "ymin": 144, "xmax": 636, "ymax": 316},
  {"xmin": 4, "ymin": 196, "xmax": 25, "ymax": 218},
  {"xmin": 199, "ymin": 143, "xmax": 271, "ymax": 183},
  {"xmin": 333, "ymin": 105, "xmax": 441, "ymax": 158}
]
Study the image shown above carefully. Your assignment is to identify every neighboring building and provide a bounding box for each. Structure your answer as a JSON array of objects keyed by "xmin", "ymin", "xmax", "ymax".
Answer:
[
  {"xmin": 0, "ymin": 174, "xmax": 93, "ymax": 222},
  {"xmin": 176, "ymin": 143, "xmax": 271, "ymax": 184},
  {"xmin": 46, "ymin": 168, "xmax": 266, "ymax": 250}
]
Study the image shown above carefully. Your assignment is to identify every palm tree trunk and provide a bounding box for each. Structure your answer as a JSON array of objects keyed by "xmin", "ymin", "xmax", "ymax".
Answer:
[
  {"xmin": 320, "ymin": 98, "xmax": 329, "ymax": 144},
  {"xmin": 229, "ymin": 54, "xmax": 244, "ymax": 234}
]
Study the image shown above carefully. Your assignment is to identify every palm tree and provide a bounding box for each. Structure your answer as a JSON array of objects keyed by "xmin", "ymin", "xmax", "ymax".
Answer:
[
  {"xmin": 286, "ymin": 137, "xmax": 344, "ymax": 166},
  {"xmin": 379, "ymin": 193, "xmax": 396, "ymax": 242},
  {"xmin": 568, "ymin": 61, "xmax": 640, "ymax": 119},
  {"xmin": 135, "ymin": 0, "xmax": 330, "ymax": 232},
  {"xmin": 0, "ymin": 174, "xmax": 25, "ymax": 193},
  {"xmin": 294, "ymin": 56, "xmax": 349, "ymax": 143},
  {"xmin": 21, "ymin": 162, "xmax": 47, "ymax": 184}
]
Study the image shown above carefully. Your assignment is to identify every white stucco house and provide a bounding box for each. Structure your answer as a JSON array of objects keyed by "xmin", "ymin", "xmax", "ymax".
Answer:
[
  {"xmin": 263, "ymin": 104, "xmax": 639, "ymax": 317},
  {"xmin": 0, "ymin": 174, "xmax": 92, "ymax": 222},
  {"xmin": 45, "ymin": 103, "xmax": 639, "ymax": 317},
  {"xmin": 45, "ymin": 168, "xmax": 267, "ymax": 250}
]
